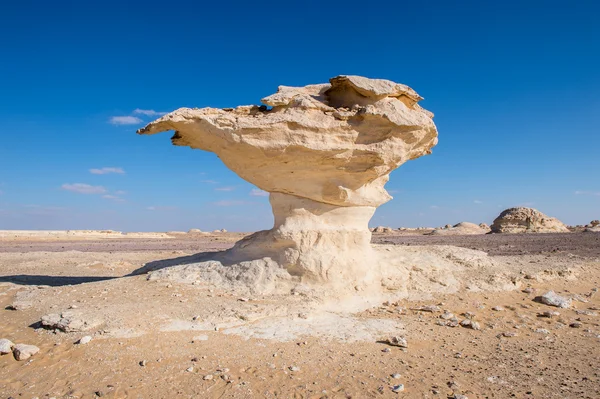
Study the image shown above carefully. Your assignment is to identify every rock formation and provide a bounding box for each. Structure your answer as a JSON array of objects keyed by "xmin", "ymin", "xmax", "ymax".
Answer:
[
  {"xmin": 491, "ymin": 207, "xmax": 569, "ymax": 234},
  {"xmin": 138, "ymin": 75, "xmax": 438, "ymax": 288},
  {"xmin": 428, "ymin": 222, "xmax": 489, "ymax": 235}
]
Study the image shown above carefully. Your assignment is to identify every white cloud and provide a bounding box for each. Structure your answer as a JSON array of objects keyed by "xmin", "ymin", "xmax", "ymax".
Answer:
[
  {"xmin": 473, "ymin": 200, "xmax": 483, "ymax": 204},
  {"xmin": 133, "ymin": 108, "xmax": 167, "ymax": 117},
  {"xmin": 90, "ymin": 167, "xmax": 125, "ymax": 175},
  {"xmin": 61, "ymin": 183, "xmax": 106, "ymax": 194},
  {"xmin": 114, "ymin": 190, "xmax": 127, "ymax": 195},
  {"xmin": 430, "ymin": 205, "xmax": 440, "ymax": 209},
  {"xmin": 213, "ymin": 200, "xmax": 247, "ymax": 207},
  {"xmin": 201, "ymin": 180, "xmax": 218, "ymax": 184},
  {"xmin": 575, "ymin": 190, "xmax": 600, "ymax": 196},
  {"xmin": 109, "ymin": 116, "xmax": 143, "ymax": 125},
  {"xmin": 215, "ymin": 186, "xmax": 236, "ymax": 192},
  {"xmin": 249, "ymin": 189, "xmax": 269, "ymax": 197}
]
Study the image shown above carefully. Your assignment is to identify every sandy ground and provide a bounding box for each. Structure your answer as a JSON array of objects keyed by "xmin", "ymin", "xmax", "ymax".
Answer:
[{"xmin": 1, "ymin": 231, "xmax": 599, "ymax": 398}]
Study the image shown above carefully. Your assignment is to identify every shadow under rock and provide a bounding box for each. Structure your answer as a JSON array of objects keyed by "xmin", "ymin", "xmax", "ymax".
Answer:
[
  {"xmin": 128, "ymin": 250, "xmax": 228, "ymax": 276},
  {"xmin": 0, "ymin": 274, "xmax": 117, "ymax": 287}
]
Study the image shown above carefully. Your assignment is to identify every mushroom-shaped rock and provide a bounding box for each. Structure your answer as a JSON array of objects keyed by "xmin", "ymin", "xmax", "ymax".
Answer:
[
  {"xmin": 491, "ymin": 207, "xmax": 569, "ymax": 234},
  {"xmin": 137, "ymin": 76, "xmax": 438, "ymax": 288}
]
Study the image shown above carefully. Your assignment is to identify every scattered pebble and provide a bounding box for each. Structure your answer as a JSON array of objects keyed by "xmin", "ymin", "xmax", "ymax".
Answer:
[
  {"xmin": 460, "ymin": 320, "xmax": 481, "ymax": 330},
  {"xmin": 203, "ymin": 374, "xmax": 213, "ymax": 380},
  {"xmin": 186, "ymin": 366, "xmax": 194, "ymax": 372},
  {"xmin": 391, "ymin": 384, "xmax": 405, "ymax": 393},
  {"xmin": 391, "ymin": 373, "xmax": 401, "ymax": 379},
  {"xmin": 500, "ymin": 331, "xmax": 518, "ymax": 337},
  {"xmin": 387, "ymin": 336, "xmax": 408, "ymax": 348},
  {"xmin": 412, "ymin": 305, "xmax": 441, "ymax": 312},
  {"xmin": 535, "ymin": 328, "xmax": 550, "ymax": 334},
  {"xmin": 439, "ymin": 311, "xmax": 455, "ymax": 320},
  {"xmin": 139, "ymin": 360, "xmax": 147, "ymax": 367},
  {"xmin": 0, "ymin": 338, "xmax": 14, "ymax": 355},
  {"xmin": 540, "ymin": 311, "xmax": 560, "ymax": 318},
  {"xmin": 13, "ymin": 344, "xmax": 40, "ymax": 361},
  {"xmin": 570, "ymin": 322, "xmax": 583, "ymax": 328},
  {"xmin": 289, "ymin": 366, "xmax": 300, "ymax": 372},
  {"xmin": 78, "ymin": 336, "xmax": 92, "ymax": 345},
  {"xmin": 492, "ymin": 306, "xmax": 505, "ymax": 311},
  {"xmin": 539, "ymin": 291, "xmax": 571, "ymax": 308},
  {"xmin": 522, "ymin": 288, "xmax": 535, "ymax": 294}
]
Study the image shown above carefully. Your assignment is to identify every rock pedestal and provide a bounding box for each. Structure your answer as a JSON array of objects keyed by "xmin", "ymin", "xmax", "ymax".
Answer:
[{"xmin": 138, "ymin": 75, "xmax": 438, "ymax": 288}]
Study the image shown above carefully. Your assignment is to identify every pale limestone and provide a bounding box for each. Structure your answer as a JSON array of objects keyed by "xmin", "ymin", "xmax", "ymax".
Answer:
[
  {"xmin": 138, "ymin": 75, "xmax": 438, "ymax": 288},
  {"xmin": 491, "ymin": 207, "xmax": 569, "ymax": 234}
]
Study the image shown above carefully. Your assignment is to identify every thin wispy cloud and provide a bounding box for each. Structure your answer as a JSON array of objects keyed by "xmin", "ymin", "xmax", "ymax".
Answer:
[
  {"xmin": 146, "ymin": 206, "xmax": 177, "ymax": 211},
  {"xmin": 133, "ymin": 108, "xmax": 167, "ymax": 117},
  {"xmin": 90, "ymin": 167, "xmax": 125, "ymax": 175},
  {"xmin": 215, "ymin": 186, "xmax": 236, "ymax": 192},
  {"xmin": 473, "ymin": 200, "xmax": 483, "ymax": 204},
  {"xmin": 102, "ymin": 195, "xmax": 125, "ymax": 202},
  {"xmin": 109, "ymin": 116, "xmax": 143, "ymax": 125},
  {"xmin": 575, "ymin": 190, "xmax": 600, "ymax": 196},
  {"xmin": 201, "ymin": 180, "xmax": 218, "ymax": 184},
  {"xmin": 213, "ymin": 200, "xmax": 247, "ymax": 207},
  {"xmin": 114, "ymin": 190, "xmax": 127, "ymax": 195},
  {"xmin": 430, "ymin": 205, "xmax": 440, "ymax": 210},
  {"xmin": 249, "ymin": 189, "xmax": 269, "ymax": 197},
  {"xmin": 61, "ymin": 183, "xmax": 107, "ymax": 194}
]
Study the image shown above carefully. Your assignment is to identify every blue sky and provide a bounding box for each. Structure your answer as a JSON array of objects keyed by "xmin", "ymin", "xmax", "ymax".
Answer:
[{"xmin": 0, "ymin": 1, "xmax": 598, "ymax": 231}]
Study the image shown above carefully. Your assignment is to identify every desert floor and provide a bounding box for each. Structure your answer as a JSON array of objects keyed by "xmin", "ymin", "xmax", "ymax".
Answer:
[{"xmin": 1, "ymin": 231, "xmax": 599, "ymax": 399}]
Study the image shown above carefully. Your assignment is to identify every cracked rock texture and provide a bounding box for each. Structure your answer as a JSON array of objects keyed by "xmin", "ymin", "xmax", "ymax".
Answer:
[
  {"xmin": 491, "ymin": 207, "xmax": 569, "ymax": 234},
  {"xmin": 138, "ymin": 75, "xmax": 438, "ymax": 287}
]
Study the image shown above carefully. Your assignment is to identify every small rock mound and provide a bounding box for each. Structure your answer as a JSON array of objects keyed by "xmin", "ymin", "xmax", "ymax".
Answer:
[
  {"xmin": 590, "ymin": 220, "xmax": 599, "ymax": 227},
  {"xmin": 491, "ymin": 207, "xmax": 569, "ymax": 234},
  {"xmin": 428, "ymin": 222, "xmax": 489, "ymax": 236}
]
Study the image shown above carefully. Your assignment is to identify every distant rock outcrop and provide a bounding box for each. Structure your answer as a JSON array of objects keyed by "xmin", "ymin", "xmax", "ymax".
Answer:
[
  {"xmin": 428, "ymin": 222, "xmax": 489, "ymax": 235},
  {"xmin": 491, "ymin": 207, "xmax": 569, "ymax": 233}
]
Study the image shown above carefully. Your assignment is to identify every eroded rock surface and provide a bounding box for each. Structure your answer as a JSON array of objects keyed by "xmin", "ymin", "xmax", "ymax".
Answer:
[
  {"xmin": 491, "ymin": 207, "xmax": 569, "ymax": 234},
  {"xmin": 138, "ymin": 76, "xmax": 438, "ymax": 289}
]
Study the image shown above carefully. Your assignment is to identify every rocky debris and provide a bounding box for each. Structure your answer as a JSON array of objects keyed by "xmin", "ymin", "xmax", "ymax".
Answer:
[
  {"xmin": 289, "ymin": 366, "xmax": 300, "ymax": 372},
  {"xmin": 411, "ymin": 305, "xmax": 441, "ymax": 312},
  {"xmin": 575, "ymin": 309, "xmax": 598, "ymax": 316},
  {"xmin": 500, "ymin": 331, "xmax": 518, "ymax": 337},
  {"xmin": 186, "ymin": 366, "xmax": 194, "ymax": 372},
  {"xmin": 570, "ymin": 322, "xmax": 583, "ymax": 328},
  {"xmin": 460, "ymin": 320, "xmax": 481, "ymax": 330},
  {"xmin": 440, "ymin": 311, "xmax": 455, "ymax": 320},
  {"xmin": 137, "ymin": 75, "xmax": 438, "ymax": 285},
  {"xmin": 0, "ymin": 338, "xmax": 14, "ymax": 354},
  {"xmin": 386, "ymin": 336, "xmax": 408, "ymax": 348},
  {"xmin": 77, "ymin": 336, "xmax": 92, "ymax": 345},
  {"xmin": 139, "ymin": 360, "xmax": 147, "ymax": 367},
  {"xmin": 41, "ymin": 312, "xmax": 103, "ymax": 332},
  {"xmin": 492, "ymin": 306, "xmax": 505, "ymax": 311},
  {"xmin": 372, "ymin": 226, "xmax": 394, "ymax": 233},
  {"xmin": 539, "ymin": 310, "xmax": 561, "ymax": 318},
  {"xmin": 203, "ymin": 374, "xmax": 214, "ymax": 380},
  {"xmin": 391, "ymin": 373, "xmax": 401, "ymax": 379},
  {"xmin": 13, "ymin": 344, "xmax": 40, "ymax": 361},
  {"xmin": 479, "ymin": 223, "xmax": 490, "ymax": 230},
  {"xmin": 491, "ymin": 207, "xmax": 569, "ymax": 233},
  {"xmin": 428, "ymin": 222, "xmax": 489, "ymax": 236},
  {"xmin": 391, "ymin": 384, "xmax": 405, "ymax": 393},
  {"xmin": 538, "ymin": 291, "xmax": 572, "ymax": 308},
  {"xmin": 534, "ymin": 328, "xmax": 550, "ymax": 334},
  {"xmin": 590, "ymin": 220, "xmax": 600, "ymax": 227}
]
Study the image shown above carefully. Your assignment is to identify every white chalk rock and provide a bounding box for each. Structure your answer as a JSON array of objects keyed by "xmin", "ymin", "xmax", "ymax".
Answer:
[
  {"xmin": 0, "ymin": 338, "xmax": 14, "ymax": 355},
  {"xmin": 138, "ymin": 76, "xmax": 437, "ymax": 286},
  {"xmin": 13, "ymin": 344, "xmax": 40, "ymax": 361}
]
